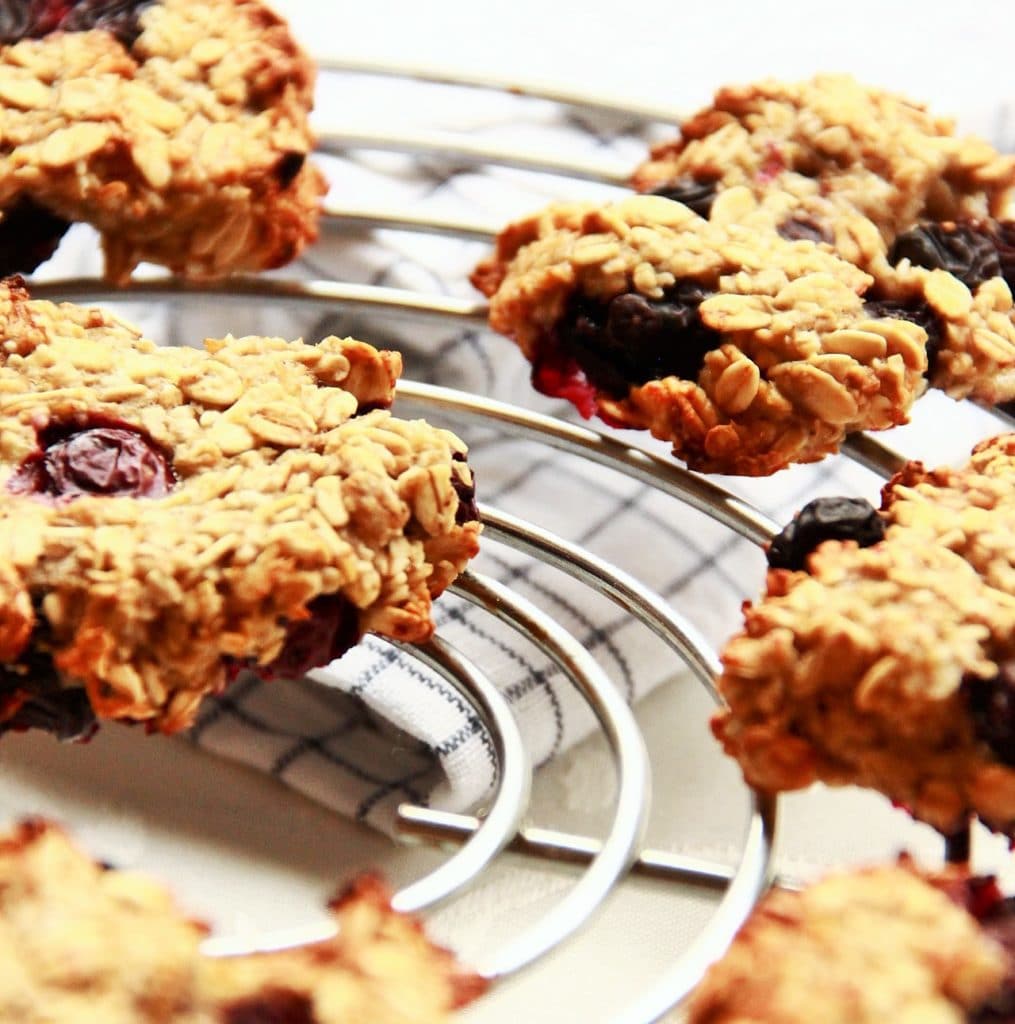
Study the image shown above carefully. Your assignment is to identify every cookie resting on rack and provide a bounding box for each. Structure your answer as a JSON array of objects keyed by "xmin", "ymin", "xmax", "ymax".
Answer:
[
  {"xmin": 686, "ymin": 860, "xmax": 1015, "ymax": 1023},
  {"xmin": 714, "ymin": 433, "xmax": 1015, "ymax": 837},
  {"xmin": 631, "ymin": 74, "xmax": 1015, "ymax": 252},
  {"xmin": 0, "ymin": 278, "xmax": 481, "ymax": 740},
  {"xmin": 471, "ymin": 193, "xmax": 927, "ymax": 475},
  {"xmin": 630, "ymin": 75, "xmax": 1015, "ymax": 403},
  {"xmin": 0, "ymin": 0, "xmax": 326, "ymax": 282},
  {"xmin": 0, "ymin": 819, "xmax": 485, "ymax": 1022}
]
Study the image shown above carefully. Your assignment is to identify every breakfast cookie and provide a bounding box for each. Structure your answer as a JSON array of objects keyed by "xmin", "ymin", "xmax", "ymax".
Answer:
[
  {"xmin": 630, "ymin": 76, "xmax": 1015, "ymax": 404},
  {"xmin": 0, "ymin": 0, "xmax": 326, "ymax": 282},
  {"xmin": 631, "ymin": 74, "xmax": 1015, "ymax": 251},
  {"xmin": 686, "ymin": 860, "xmax": 1013, "ymax": 1024},
  {"xmin": 0, "ymin": 278, "xmax": 481, "ymax": 739},
  {"xmin": 471, "ymin": 193, "xmax": 926, "ymax": 475},
  {"xmin": 714, "ymin": 433, "xmax": 1015, "ymax": 837},
  {"xmin": 0, "ymin": 819, "xmax": 485, "ymax": 1022}
]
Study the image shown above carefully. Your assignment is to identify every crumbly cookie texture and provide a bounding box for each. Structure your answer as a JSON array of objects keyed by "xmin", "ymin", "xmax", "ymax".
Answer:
[
  {"xmin": 0, "ymin": 279, "xmax": 481, "ymax": 735},
  {"xmin": 631, "ymin": 74, "xmax": 1015, "ymax": 247},
  {"xmin": 0, "ymin": 0, "xmax": 326, "ymax": 282},
  {"xmin": 0, "ymin": 820, "xmax": 485, "ymax": 1023},
  {"xmin": 630, "ymin": 76, "xmax": 1015, "ymax": 404},
  {"xmin": 685, "ymin": 862, "xmax": 1009, "ymax": 1024},
  {"xmin": 471, "ymin": 193, "xmax": 927, "ymax": 475},
  {"xmin": 714, "ymin": 433, "xmax": 1015, "ymax": 837}
]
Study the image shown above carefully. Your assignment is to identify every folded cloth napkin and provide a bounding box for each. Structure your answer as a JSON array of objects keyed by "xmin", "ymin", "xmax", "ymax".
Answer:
[{"xmin": 39, "ymin": 70, "xmax": 1010, "ymax": 832}]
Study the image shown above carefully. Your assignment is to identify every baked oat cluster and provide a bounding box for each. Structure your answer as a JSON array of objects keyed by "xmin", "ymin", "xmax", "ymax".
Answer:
[
  {"xmin": 714, "ymin": 433, "xmax": 1015, "ymax": 837},
  {"xmin": 472, "ymin": 193, "xmax": 925, "ymax": 475},
  {"xmin": 685, "ymin": 860, "xmax": 1014, "ymax": 1024},
  {"xmin": 474, "ymin": 75, "xmax": 1015, "ymax": 473},
  {"xmin": 0, "ymin": 0, "xmax": 326, "ymax": 282},
  {"xmin": 631, "ymin": 74, "xmax": 1015, "ymax": 248},
  {"xmin": 0, "ymin": 278, "xmax": 481, "ymax": 738},
  {"xmin": 0, "ymin": 819, "xmax": 485, "ymax": 1022}
]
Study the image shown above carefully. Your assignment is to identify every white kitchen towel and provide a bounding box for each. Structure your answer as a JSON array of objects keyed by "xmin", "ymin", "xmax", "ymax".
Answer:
[{"xmin": 42, "ymin": 62, "xmax": 1012, "ymax": 832}]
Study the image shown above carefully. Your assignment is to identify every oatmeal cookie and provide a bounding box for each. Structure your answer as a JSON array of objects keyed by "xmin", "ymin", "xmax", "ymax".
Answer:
[
  {"xmin": 631, "ymin": 74, "xmax": 1015, "ymax": 250},
  {"xmin": 0, "ymin": 278, "xmax": 481, "ymax": 738},
  {"xmin": 0, "ymin": 819, "xmax": 485, "ymax": 1022},
  {"xmin": 686, "ymin": 861, "xmax": 1012, "ymax": 1024},
  {"xmin": 0, "ymin": 0, "xmax": 326, "ymax": 282},
  {"xmin": 630, "ymin": 76, "xmax": 1015, "ymax": 404},
  {"xmin": 471, "ymin": 193, "xmax": 926, "ymax": 475},
  {"xmin": 714, "ymin": 433, "xmax": 1015, "ymax": 836}
]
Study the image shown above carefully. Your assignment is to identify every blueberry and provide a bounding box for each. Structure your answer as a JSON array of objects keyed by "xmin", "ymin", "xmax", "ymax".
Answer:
[
  {"xmin": 767, "ymin": 496, "xmax": 885, "ymax": 571},
  {"xmin": 889, "ymin": 222, "xmax": 1001, "ymax": 291},
  {"xmin": 864, "ymin": 296, "xmax": 944, "ymax": 379},
  {"xmin": 556, "ymin": 281, "xmax": 719, "ymax": 398},
  {"xmin": 451, "ymin": 450, "xmax": 479, "ymax": 525},
  {"xmin": 646, "ymin": 177, "xmax": 718, "ymax": 219},
  {"xmin": 965, "ymin": 661, "xmax": 1015, "ymax": 768},
  {"xmin": 777, "ymin": 217, "xmax": 831, "ymax": 245},
  {"xmin": 989, "ymin": 220, "xmax": 1015, "ymax": 293},
  {"xmin": 222, "ymin": 988, "xmax": 316, "ymax": 1024},
  {"xmin": 0, "ymin": 198, "xmax": 70, "ymax": 277}
]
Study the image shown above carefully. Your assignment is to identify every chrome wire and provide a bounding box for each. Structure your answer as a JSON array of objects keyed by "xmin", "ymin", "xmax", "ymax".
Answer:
[
  {"xmin": 323, "ymin": 199, "xmax": 499, "ymax": 242},
  {"xmin": 478, "ymin": 503, "xmax": 721, "ymax": 696},
  {"xmin": 389, "ymin": 633, "xmax": 532, "ymax": 916},
  {"xmin": 619, "ymin": 791, "xmax": 779, "ymax": 1024},
  {"xmin": 453, "ymin": 571, "xmax": 652, "ymax": 980},
  {"xmin": 315, "ymin": 125, "xmax": 632, "ymax": 185},
  {"xmin": 29, "ymin": 276, "xmax": 489, "ymax": 325},
  {"xmin": 317, "ymin": 56, "xmax": 682, "ymax": 124},
  {"xmin": 200, "ymin": 628, "xmax": 530, "ymax": 956}
]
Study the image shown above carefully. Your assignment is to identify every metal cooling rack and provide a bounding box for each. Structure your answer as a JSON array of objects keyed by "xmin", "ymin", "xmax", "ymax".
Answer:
[{"xmin": 28, "ymin": 58, "xmax": 1015, "ymax": 1024}]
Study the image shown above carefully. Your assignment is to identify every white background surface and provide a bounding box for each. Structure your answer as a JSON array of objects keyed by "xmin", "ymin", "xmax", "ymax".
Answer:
[{"xmin": 3, "ymin": 3, "xmax": 1015, "ymax": 1022}]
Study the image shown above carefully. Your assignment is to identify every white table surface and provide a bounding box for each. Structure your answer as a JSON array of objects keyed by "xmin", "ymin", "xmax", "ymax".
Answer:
[{"xmin": 3, "ymin": 3, "xmax": 1015, "ymax": 1022}]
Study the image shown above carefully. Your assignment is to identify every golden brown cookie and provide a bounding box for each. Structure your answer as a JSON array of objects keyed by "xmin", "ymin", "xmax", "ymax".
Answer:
[
  {"xmin": 631, "ymin": 75, "xmax": 1015, "ymax": 404},
  {"xmin": 632, "ymin": 74, "xmax": 1015, "ymax": 249},
  {"xmin": 0, "ymin": 278, "xmax": 481, "ymax": 737},
  {"xmin": 471, "ymin": 193, "xmax": 926, "ymax": 475},
  {"xmin": 686, "ymin": 861, "xmax": 1012, "ymax": 1024},
  {"xmin": 0, "ymin": 819, "xmax": 486, "ymax": 1022},
  {"xmin": 0, "ymin": 0, "xmax": 326, "ymax": 282},
  {"xmin": 714, "ymin": 434, "xmax": 1015, "ymax": 837}
]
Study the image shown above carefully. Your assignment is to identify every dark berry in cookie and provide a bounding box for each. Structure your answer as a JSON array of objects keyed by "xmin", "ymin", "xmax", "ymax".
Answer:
[
  {"xmin": 451, "ymin": 451, "xmax": 479, "ymax": 525},
  {"xmin": 0, "ymin": 281, "xmax": 481, "ymax": 737},
  {"xmin": 965, "ymin": 662, "xmax": 1015, "ymax": 769},
  {"xmin": 889, "ymin": 222, "xmax": 1002, "ymax": 292},
  {"xmin": 864, "ymin": 296, "xmax": 945, "ymax": 378},
  {"xmin": 0, "ymin": 199, "xmax": 70, "ymax": 278},
  {"xmin": 552, "ymin": 282, "xmax": 719, "ymax": 399},
  {"xmin": 646, "ymin": 177, "xmax": 718, "ymax": 219},
  {"xmin": 766, "ymin": 496, "xmax": 885, "ymax": 570},
  {"xmin": 777, "ymin": 216, "xmax": 831, "ymax": 245},
  {"xmin": 256, "ymin": 593, "xmax": 359, "ymax": 681},
  {"xmin": 8, "ymin": 421, "xmax": 175, "ymax": 502},
  {"xmin": 0, "ymin": 0, "xmax": 156, "ymax": 49},
  {"xmin": 990, "ymin": 221, "xmax": 1015, "ymax": 293}
]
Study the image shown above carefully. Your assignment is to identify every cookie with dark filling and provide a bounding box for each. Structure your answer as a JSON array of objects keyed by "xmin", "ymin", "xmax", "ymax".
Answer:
[
  {"xmin": 471, "ymin": 193, "xmax": 926, "ymax": 475},
  {"xmin": 715, "ymin": 433, "xmax": 1015, "ymax": 837},
  {"xmin": 0, "ymin": 278, "xmax": 481, "ymax": 737}
]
